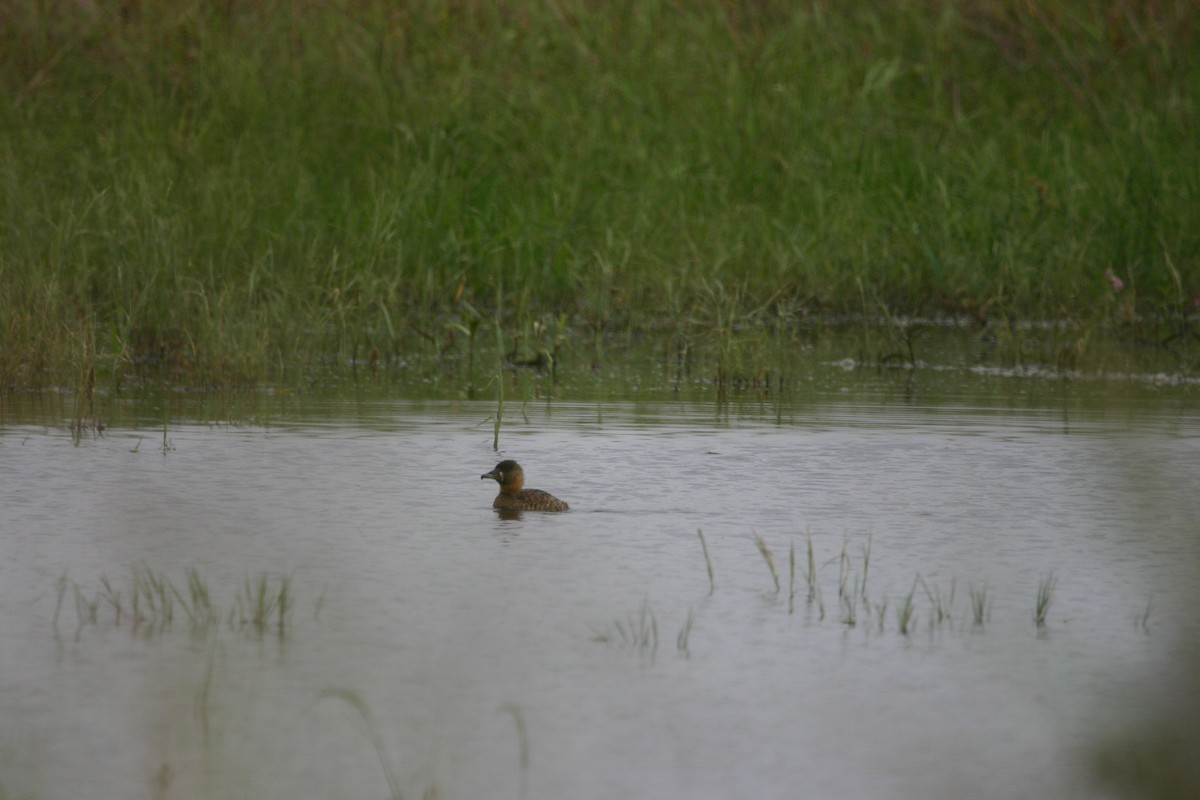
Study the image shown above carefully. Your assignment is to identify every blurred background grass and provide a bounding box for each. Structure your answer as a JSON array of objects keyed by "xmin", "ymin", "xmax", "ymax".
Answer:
[{"xmin": 1, "ymin": 0, "xmax": 1197, "ymax": 388}]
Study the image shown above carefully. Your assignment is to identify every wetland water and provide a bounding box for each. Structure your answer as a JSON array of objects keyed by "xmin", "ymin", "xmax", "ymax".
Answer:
[{"xmin": 1, "ymin": 370, "xmax": 1199, "ymax": 799}]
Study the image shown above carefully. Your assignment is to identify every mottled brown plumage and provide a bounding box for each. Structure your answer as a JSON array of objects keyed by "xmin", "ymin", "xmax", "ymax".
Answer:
[{"xmin": 481, "ymin": 460, "xmax": 569, "ymax": 512}]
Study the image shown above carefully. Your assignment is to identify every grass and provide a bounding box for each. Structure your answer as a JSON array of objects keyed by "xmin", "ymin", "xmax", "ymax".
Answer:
[
  {"xmin": 1035, "ymin": 572, "xmax": 1058, "ymax": 627},
  {"xmin": 1137, "ymin": 596, "xmax": 1153, "ymax": 632},
  {"xmin": 593, "ymin": 598, "xmax": 660, "ymax": 659},
  {"xmin": 676, "ymin": 609, "xmax": 695, "ymax": 657},
  {"xmin": 752, "ymin": 532, "xmax": 781, "ymax": 594},
  {"xmin": 721, "ymin": 533, "xmax": 1075, "ymax": 637},
  {"xmin": 697, "ymin": 528, "xmax": 715, "ymax": 595},
  {"xmin": 499, "ymin": 702, "xmax": 530, "ymax": 800},
  {"xmin": 788, "ymin": 538, "xmax": 796, "ymax": 614},
  {"xmin": 897, "ymin": 581, "xmax": 918, "ymax": 637},
  {"xmin": 237, "ymin": 572, "xmax": 294, "ymax": 632},
  {"xmin": 55, "ymin": 567, "xmax": 296, "ymax": 637},
  {"xmin": 492, "ymin": 321, "xmax": 504, "ymax": 450},
  {"xmin": 918, "ymin": 575, "xmax": 956, "ymax": 627},
  {"xmin": 840, "ymin": 575, "xmax": 859, "ymax": 628},
  {"xmin": 970, "ymin": 582, "xmax": 992, "ymax": 626},
  {"xmin": 803, "ymin": 532, "xmax": 824, "ymax": 618},
  {"xmin": 320, "ymin": 688, "xmax": 407, "ymax": 800},
  {"xmin": 1, "ymin": 1, "xmax": 1197, "ymax": 391},
  {"xmin": 600, "ymin": 527, "xmax": 1075, "ymax": 644},
  {"xmin": 860, "ymin": 535, "xmax": 873, "ymax": 603}
]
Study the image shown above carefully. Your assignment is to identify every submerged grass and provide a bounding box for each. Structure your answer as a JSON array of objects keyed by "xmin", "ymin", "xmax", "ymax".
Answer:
[
  {"xmin": 681, "ymin": 532, "xmax": 1078, "ymax": 637},
  {"xmin": 804, "ymin": 532, "xmax": 825, "ymax": 618},
  {"xmin": 499, "ymin": 702, "xmax": 530, "ymax": 800},
  {"xmin": 752, "ymin": 532, "xmax": 781, "ymax": 594},
  {"xmin": 1035, "ymin": 572, "xmax": 1058, "ymax": 627},
  {"xmin": 897, "ymin": 581, "xmax": 918, "ymax": 637},
  {"xmin": 320, "ymin": 689, "xmax": 407, "ymax": 800},
  {"xmin": 676, "ymin": 609, "xmax": 695, "ymax": 657},
  {"xmin": 918, "ymin": 575, "xmax": 956, "ymax": 627},
  {"xmin": 593, "ymin": 598, "xmax": 660, "ymax": 659},
  {"xmin": 970, "ymin": 582, "xmax": 992, "ymax": 627},
  {"xmin": 1137, "ymin": 596, "xmax": 1153, "ymax": 632},
  {"xmin": 788, "ymin": 538, "xmax": 796, "ymax": 614},
  {"xmin": 1, "ymin": 1, "xmax": 1197, "ymax": 391},
  {"xmin": 697, "ymin": 528, "xmax": 715, "ymax": 595},
  {"xmin": 56, "ymin": 567, "xmax": 296, "ymax": 637}
]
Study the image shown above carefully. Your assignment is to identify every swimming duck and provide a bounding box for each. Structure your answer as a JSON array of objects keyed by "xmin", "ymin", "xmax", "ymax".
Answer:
[{"xmin": 481, "ymin": 460, "xmax": 569, "ymax": 513}]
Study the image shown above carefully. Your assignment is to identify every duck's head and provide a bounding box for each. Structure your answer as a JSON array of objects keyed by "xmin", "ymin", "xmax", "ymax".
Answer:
[{"xmin": 482, "ymin": 460, "xmax": 525, "ymax": 494}]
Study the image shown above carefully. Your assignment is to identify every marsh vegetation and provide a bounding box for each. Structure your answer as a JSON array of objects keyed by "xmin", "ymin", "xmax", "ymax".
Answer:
[{"xmin": 1, "ymin": 1, "xmax": 1197, "ymax": 394}]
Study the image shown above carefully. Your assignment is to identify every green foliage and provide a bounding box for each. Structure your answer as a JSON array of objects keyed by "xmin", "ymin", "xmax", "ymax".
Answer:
[{"xmin": 2, "ymin": 1, "xmax": 1197, "ymax": 388}]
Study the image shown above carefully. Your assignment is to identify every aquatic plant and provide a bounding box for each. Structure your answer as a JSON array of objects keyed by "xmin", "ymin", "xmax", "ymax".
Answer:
[
  {"xmin": 53, "ymin": 568, "xmax": 296, "ymax": 637},
  {"xmin": 860, "ymin": 534, "xmax": 873, "ymax": 603},
  {"xmin": 320, "ymin": 689, "xmax": 407, "ymax": 800},
  {"xmin": 752, "ymin": 532, "xmax": 781, "ymax": 594},
  {"xmin": 1137, "ymin": 596, "xmax": 1153, "ymax": 632},
  {"xmin": 697, "ymin": 528, "xmax": 715, "ymax": 594},
  {"xmin": 500, "ymin": 702, "xmax": 530, "ymax": 800},
  {"xmin": 1035, "ymin": 572, "xmax": 1058, "ymax": 627},
  {"xmin": 237, "ymin": 572, "xmax": 294, "ymax": 632},
  {"xmin": 897, "ymin": 579, "xmax": 919, "ymax": 636},
  {"xmin": 969, "ymin": 583, "xmax": 991, "ymax": 627},
  {"xmin": 132, "ymin": 565, "xmax": 175, "ymax": 628},
  {"xmin": 840, "ymin": 576, "xmax": 859, "ymax": 628},
  {"xmin": 919, "ymin": 575, "xmax": 956, "ymax": 627},
  {"xmin": 788, "ymin": 539, "xmax": 796, "ymax": 614},
  {"xmin": 98, "ymin": 574, "xmax": 122, "ymax": 625},
  {"xmin": 172, "ymin": 568, "xmax": 218, "ymax": 628},
  {"xmin": 803, "ymin": 532, "xmax": 825, "ymax": 618},
  {"xmin": 593, "ymin": 598, "xmax": 659, "ymax": 658},
  {"xmin": 837, "ymin": 537, "xmax": 852, "ymax": 607},
  {"xmin": 874, "ymin": 599, "xmax": 889, "ymax": 633},
  {"xmin": 677, "ymin": 609, "xmax": 696, "ymax": 657},
  {"xmin": 52, "ymin": 572, "xmax": 68, "ymax": 630},
  {"xmin": 73, "ymin": 583, "xmax": 100, "ymax": 629}
]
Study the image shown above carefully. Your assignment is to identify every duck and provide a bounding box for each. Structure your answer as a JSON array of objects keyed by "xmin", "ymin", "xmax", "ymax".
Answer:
[{"xmin": 481, "ymin": 460, "xmax": 569, "ymax": 512}]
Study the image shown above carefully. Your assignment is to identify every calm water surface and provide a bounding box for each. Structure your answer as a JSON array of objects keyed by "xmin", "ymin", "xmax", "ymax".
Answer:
[{"xmin": 1, "ymin": 392, "xmax": 1199, "ymax": 799}]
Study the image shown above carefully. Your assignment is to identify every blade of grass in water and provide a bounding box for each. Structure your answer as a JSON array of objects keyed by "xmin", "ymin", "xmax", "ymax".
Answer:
[
  {"xmin": 752, "ymin": 532, "xmax": 780, "ymax": 594},
  {"xmin": 697, "ymin": 529, "xmax": 715, "ymax": 594}
]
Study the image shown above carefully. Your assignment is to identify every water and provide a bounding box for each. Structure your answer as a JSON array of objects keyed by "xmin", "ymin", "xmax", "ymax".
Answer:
[{"xmin": 2, "ymin": 384, "xmax": 1199, "ymax": 799}]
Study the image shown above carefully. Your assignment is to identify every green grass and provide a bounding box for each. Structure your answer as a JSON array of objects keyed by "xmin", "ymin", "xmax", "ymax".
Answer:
[
  {"xmin": 752, "ymin": 532, "xmax": 781, "ymax": 594},
  {"xmin": 2, "ymin": 1, "xmax": 1197, "ymax": 391},
  {"xmin": 803, "ymin": 532, "xmax": 824, "ymax": 617},
  {"xmin": 919, "ymin": 575, "xmax": 956, "ymax": 627},
  {"xmin": 697, "ymin": 528, "xmax": 715, "ymax": 595},
  {"xmin": 56, "ymin": 567, "xmax": 296, "ymax": 637},
  {"xmin": 897, "ymin": 580, "xmax": 918, "ymax": 636},
  {"xmin": 788, "ymin": 538, "xmax": 796, "ymax": 613},
  {"xmin": 320, "ymin": 688, "xmax": 408, "ymax": 800}
]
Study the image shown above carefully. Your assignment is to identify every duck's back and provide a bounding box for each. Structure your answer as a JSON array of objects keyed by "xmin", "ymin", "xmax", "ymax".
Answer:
[{"xmin": 494, "ymin": 489, "xmax": 569, "ymax": 513}]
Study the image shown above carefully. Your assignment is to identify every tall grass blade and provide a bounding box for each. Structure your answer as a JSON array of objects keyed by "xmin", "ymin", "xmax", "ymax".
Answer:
[
  {"xmin": 676, "ymin": 608, "xmax": 695, "ymax": 656},
  {"xmin": 320, "ymin": 689, "xmax": 405, "ymax": 800},
  {"xmin": 500, "ymin": 702, "xmax": 530, "ymax": 800},
  {"xmin": 752, "ymin": 532, "xmax": 780, "ymax": 594},
  {"xmin": 697, "ymin": 528, "xmax": 715, "ymax": 594},
  {"xmin": 1035, "ymin": 572, "xmax": 1057, "ymax": 627}
]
